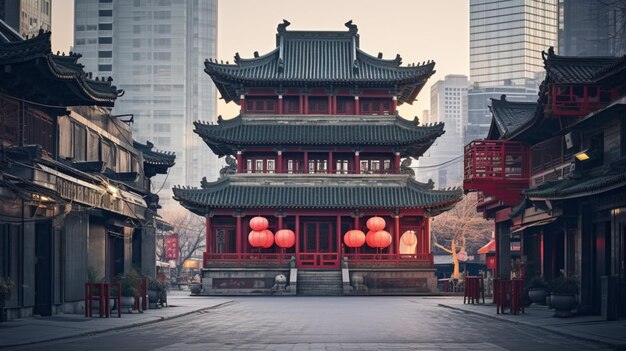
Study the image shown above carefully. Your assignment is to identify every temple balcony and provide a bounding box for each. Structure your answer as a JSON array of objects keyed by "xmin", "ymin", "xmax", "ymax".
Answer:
[
  {"xmin": 463, "ymin": 140, "xmax": 530, "ymax": 207},
  {"xmin": 548, "ymin": 84, "xmax": 618, "ymax": 117}
]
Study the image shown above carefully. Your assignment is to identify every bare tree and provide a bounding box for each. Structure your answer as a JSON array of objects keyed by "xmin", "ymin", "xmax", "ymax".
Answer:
[
  {"xmin": 430, "ymin": 192, "xmax": 492, "ymax": 261},
  {"xmin": 159, "ymin": 210, "xmax": 206, "ymax": 269}
]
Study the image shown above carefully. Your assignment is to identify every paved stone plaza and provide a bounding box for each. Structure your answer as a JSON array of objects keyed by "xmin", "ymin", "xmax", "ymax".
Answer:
[{"xmin": 9, "ymin": 296, "xmax": 612, "ymax": 351}]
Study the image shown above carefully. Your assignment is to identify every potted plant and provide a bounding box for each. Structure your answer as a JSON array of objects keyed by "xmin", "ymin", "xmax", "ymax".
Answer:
[
  {"xmin": 526, "ymin": 276, "xmax": 548, "ymax": 305},
  {"xmin": 548, "ymin": 276, "xmax": 579, "ymax": 317},
  {"xmin": 0, "ymin": 277, "xmax": 15, "ymax": 322},
  {"xmin": 189, "ymin": 274, "xmax": 202, "ymax": 295},
  {"xmin": 147, "ymin": 277, "xmax": 166, "ymax": 307},
  {"xmin": 119, "ymin": 273, "xmax": 139, "ymax": 313}
]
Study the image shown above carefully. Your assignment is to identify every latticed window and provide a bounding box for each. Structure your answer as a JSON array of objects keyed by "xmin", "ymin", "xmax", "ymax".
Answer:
[
  {"xmin": 0, "ymin": 96, "xmax": 19, "ymax": 145},
  {"xmin": 245, "ymin": 98, "xmax": 276, "ymax": 114}
]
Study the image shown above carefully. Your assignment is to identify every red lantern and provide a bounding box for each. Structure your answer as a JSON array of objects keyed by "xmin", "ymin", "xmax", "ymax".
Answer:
[
  {"xmin": 401, "ymin": 231, "xmax": 417, "ymax": 246},
  {"xmin": 366, "ymin": 216, "xmax": 386, "ymax": 232},
  {"xmin": 248, "ymin": 230, "xmax": 267, "ymax": 248},
  {"xmin": 343, "ymin": 230, "xmax": 366, "ymax": 248},
  {"xmin": 249, "ymin": 216, "xmax": 269, "ymax": 231},
  {"xmin": 275, "ymin": 229, "xmax": 295, "ymax": 248},
  {"xmin": 365, "ymin": 230, "xmax": 376, "ymax": 247},
  {"xmin": 262, "ymin": 229, "xmax": 274, "ymax": 248},
  {"xmin": 367, "ymin": 230, "xmax": 392, "ymax": 248}
]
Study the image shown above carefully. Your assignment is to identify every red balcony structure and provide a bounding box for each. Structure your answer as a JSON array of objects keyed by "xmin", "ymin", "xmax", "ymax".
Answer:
[
  {"xmin": 464, "ymin": 140, "xmax": 530, "ymax": 207},
  {"xmin": 173, "ymin": 21, "xmax": 463, "ymax": 295}
]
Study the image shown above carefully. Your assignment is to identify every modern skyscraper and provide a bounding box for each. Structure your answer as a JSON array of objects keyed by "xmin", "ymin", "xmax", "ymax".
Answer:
[
  {"xmin": 418, "ymin": 74, "xmax": 469, "ymax": 188},
  {"xmin": 470, "ymin": 0, "xmax": 558, "ymax": 87},
  {"xmin": 558, "ymin": 0, "xmax": 626, "ymax": 56},
  {"xmin": 0, "ymin": 0, "xmax": 51, "ymax": 37},
  {"xmin": 466, "ymin": 81, "xmax": 539, "ymax": 144},
  {"xmin": 74, "ymin": 0, "xmax": 219, "ymax": 210}
]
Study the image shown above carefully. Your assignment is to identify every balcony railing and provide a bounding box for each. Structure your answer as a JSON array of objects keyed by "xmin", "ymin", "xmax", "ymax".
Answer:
[
  {"xmin": 464, "ymin": 140, "xmax": 529, "ymax": 182},
  {"xmin": 241, "ymin": 168, "xmax": 400, "ymax": 175},
  {"xmin": 464, "ymin": 140, "xmax": 530, "ymax": 206}
]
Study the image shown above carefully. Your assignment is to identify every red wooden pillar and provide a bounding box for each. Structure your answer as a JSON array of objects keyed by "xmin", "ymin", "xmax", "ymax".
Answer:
[
  {"xmin": 391, "ymin": 95, "xmax": 397, "ymax": 114},
  {"xmin": 277, "ymin": 150, "xmax": 283, "ymax": 173},
  {"xmin": 304, "ymin": 95, "xmax": 309, "ymax": 114},
  {"xmin": 336, "ymin": 215, "xmax": 342, "ymax": 258},
  {"xmin": 424, "ymin": 218, "xmax": 431, "ymax": 254},
  {"xmin": 295, "ymin": 214, "xmax": 300, "ymax": 262},
  {"xmin": 333, "ymin": 95, "xmax": 337, "ymax": 114},
  {"xmin": 394, "ymin": 152, "xmax": 401, "ymax": 173},
  {"xmin": 278, "ymin": 95, "xmax": 283, "ymax": 114},
  {"xmin": 303, "ymin": 151, "xmax": 309, "ymax": 173},
  {"xmin": 236, "ymin": 151, "xmax": 243, "ymax": 173},
  {"xmin": 236, "ymin": 215, "xmax": 242, "ymax": 258},
  {"xmin": 327, "ymin": 95, "xmax": 332, "ymax": 114},
  {"xmin": 328, "ymin": 151, "xmax": 334, "ymax": 174},
  {"xmin": 354, "ymin": 151, "xmax": 360, "ymax": 174},
  {"xmin": 278, "ymin": 215, "xmax": 283, "ymax": 230},
  {"xmin": 240, "ymin": 94, "xmax": 246, "ymax": 114},
  {"xmin": 394, "ymin": 215, "xmax": 400, "ymax": 256},
  {"xmin": 299, "ymin": 95, "xmax": 303, "ymax": 114},
  {"xmin": 205, "ymin": 215, "xmax": 212, "ymax": 255}
]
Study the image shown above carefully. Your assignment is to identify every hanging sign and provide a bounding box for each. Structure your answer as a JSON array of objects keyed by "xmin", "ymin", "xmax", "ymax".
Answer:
[{"xmin": 165, "ymin": 235, "xmax": 179, "ymax": 260}]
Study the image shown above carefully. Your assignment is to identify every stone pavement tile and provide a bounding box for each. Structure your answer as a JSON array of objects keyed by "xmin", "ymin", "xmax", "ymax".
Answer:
[
  {"xmin": 0, "ymin": 295, "xmax": 232, "ymax": 348},
  {"xmin": 434, "ymin": 296, "xmax": 626, "ymax": 348}
]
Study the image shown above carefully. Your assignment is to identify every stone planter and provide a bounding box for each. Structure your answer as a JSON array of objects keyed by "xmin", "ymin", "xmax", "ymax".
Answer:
[
  {"xmin": 551, "ymin": 294, "xmax": 576, "ymax": 317},
  {"xmin": 190, "ymin": 283, "xmax": 202, "ymax": 295},
  {"xmin": 120, "ymin": 296, "xmax": 135, "ymax": 313},
  {"xmin": 91, "ymin": 298, "xmax": 115, "ymax": 311},
  {"xmin": 528, "ymin": 288, "xmax": 548, "ymax": 305}
]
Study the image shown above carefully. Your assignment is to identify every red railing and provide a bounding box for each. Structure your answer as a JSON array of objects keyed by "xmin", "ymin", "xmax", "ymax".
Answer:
[
  {"xmin": 550, "ymin": 84, "xmax": 617, "ymax": 117},
  {"xmin": 297, "ymin": 253, "xmax": 340, "ymax": 268},
  {"xmin": 84, "ymin": 282, "xmax": 121, "ymax": 318},
  {"xmin": 464, "ymin": 140, "xmax": 529, "ymax": 182},
  {"xmin": 344, "ymin": 253, "xmax": 433, "ymax": 264},
  {"xmin": 241, "ymin": 168, "xmax": 400, "ymax": 175},
  {"xmin": 204, "ymin": 252, "xmax": 292, "ymax": 265}
]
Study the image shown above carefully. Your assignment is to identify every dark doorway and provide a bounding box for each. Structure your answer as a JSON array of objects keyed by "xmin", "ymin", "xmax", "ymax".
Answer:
[
  {"xmin": 132, "ymin": 229, "xmax": 142, "ymax": 271},
  {"xmin": 109, "ymin": 232, "xmax": 125, "ymax": 278},
  {"xmin": 34, "ymin": 221, "xmax": 53, "ymax": 316}
]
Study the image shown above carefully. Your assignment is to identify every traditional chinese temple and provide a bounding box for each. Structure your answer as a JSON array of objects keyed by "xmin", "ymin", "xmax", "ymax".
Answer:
[
  {"xmin": 464, "ymin": 48, "xmax": 626, "ymax": 317},
  {"xmin": 173, "ymin": 21, "xmax": 462, "ymax": 295}
]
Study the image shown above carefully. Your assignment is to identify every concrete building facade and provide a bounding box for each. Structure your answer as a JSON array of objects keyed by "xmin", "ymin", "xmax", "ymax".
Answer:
[
  {"xmin": 73, "ymin": 0, "xmax": 219, "ymax": 210},
  {"xmin": 470, "ymin": 0, "xmax": 558, "ymax": 87},
  {"xmin": 418, "ymin": 74, "xmax": 469, "ymax": 188},
  {"xmin": 0, "ymin": 0, "xmax": 50, "ymax": 37}
]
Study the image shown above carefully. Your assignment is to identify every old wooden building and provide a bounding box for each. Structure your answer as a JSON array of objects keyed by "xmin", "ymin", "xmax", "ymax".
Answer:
[
  {"xmin": 173, "ymin": 21, "xmax": 462, "ymax": 295},
  {"xmin": 464, "ymin": 48, "xmax": 626, "ymax": 317},
  {"xmin": 0, "ymin": 22, "xmax": 174, "ymax": 319}
]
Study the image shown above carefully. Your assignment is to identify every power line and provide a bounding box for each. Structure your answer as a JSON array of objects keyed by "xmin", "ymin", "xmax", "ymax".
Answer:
[{"xmin": 410, "ymin": 155, "xmax": 464, "ymax": 169}]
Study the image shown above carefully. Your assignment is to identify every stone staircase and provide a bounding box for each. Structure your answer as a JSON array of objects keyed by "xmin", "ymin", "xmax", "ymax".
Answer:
[{"xmin": 297, "ymin": 270, "xmax": 343, "ymax": 296}]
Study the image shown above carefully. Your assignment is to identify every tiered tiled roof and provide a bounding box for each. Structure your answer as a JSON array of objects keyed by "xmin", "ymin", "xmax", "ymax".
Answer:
[
  {"xmin": 133, "ymin": 140, "xmax": 176, "ymax": 177},
  {"xmin": 173, "ymin": 174, "xmax": 462, "ymax": 215},
  {"xmin": 524, "ymin": 172, "xmax": 626, "ymax": 200},
  {"xmin": 542, "ymin": 47, "xmax": 625, "ymax": 84},
  {"xmin": 0, "ymin": 20, "xmax": 122, "ymax": 106},
  {"xmin": 204, "ymin": 21, "xmax": 435, "ymax": 104},
  {"xmin": 194, "ymin": 114, "xmax": 444, "ymax": 158},
  {"xmin": 487, "ymin": 96, "xmax": 539, "ymax": 140}
]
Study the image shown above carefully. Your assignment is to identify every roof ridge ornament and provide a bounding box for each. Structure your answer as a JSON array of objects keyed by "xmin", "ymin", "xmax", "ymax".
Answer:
[
  {"xmin": 345, "ymin": 20, "xmax": 358, "ymax": 34},
  {"xmin": 277, "ymin": 19, "xmax": 291, "ymax": 33}
]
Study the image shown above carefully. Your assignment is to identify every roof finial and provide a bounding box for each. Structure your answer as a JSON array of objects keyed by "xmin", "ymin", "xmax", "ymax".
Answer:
[
  {"xmin": 217, "ymin": 115, "xmax": 223, "ymax": 124},
  {"xmin": 394, "ymin": 54, "xmax": 402, "ymax": 65},
  {"xmin": 234, "ymin": 52, "xmax": 241, "ymax": 63},
  {"xmin": 548, "ymin": 46, "xmax": 555, "ymax": 56},
  {"xmin": 377, "ymin": 52, "xmax": 383, "ymax": 59},
  {"xmin": 277, "ymin": 19, "xmax": 291, "ymax": 33},
  {"xmin": 254, "ymin": 51, "xmax": 259, "ymax": 58},
  {"xmin": 345, "ymin": 20, "xmax": 358, "ymax": 34},
  {"xmin": 500, "ymin": 94, "xmax": 507, "ymax": 101}
]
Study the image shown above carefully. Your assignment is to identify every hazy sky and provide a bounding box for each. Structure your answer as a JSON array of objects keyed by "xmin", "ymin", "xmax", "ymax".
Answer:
[{"xmin": 51, "ymin": 0, "xmax": 469, "ymax": 118}]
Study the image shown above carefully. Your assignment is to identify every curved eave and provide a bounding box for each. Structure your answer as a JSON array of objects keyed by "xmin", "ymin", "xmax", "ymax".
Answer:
[
  {"xmin": 0, "ymin": 31, "xmax": 121, "ymax": 106},
  {"xmin": 172, "ymin": 176, "xmax": 462, "ymax": 215},
  {"xmin": 204, "ymin": 60, "xmax": 435, "ymax": 105},
  {"xmin": 193, "ymin": 118, "xmax": 445, "ymax": 158}
]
